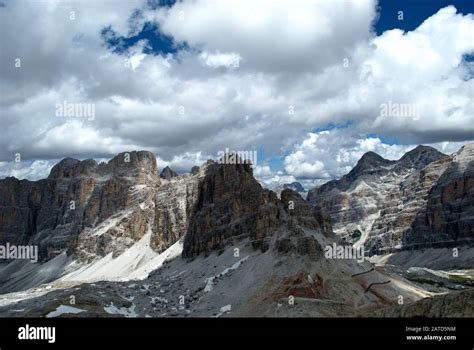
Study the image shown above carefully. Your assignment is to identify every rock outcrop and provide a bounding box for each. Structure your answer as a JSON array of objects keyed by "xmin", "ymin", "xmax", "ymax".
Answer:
[
  {"xmin": 183, "ymin": 161, "xmax": 286, "ymax": 258},
  {"xmin": 0, "ymin": 151, "xmax": 212, "ymax": 293},
  {"xmin": 182, "ymin": 161, "xmax": 333, "ymax": 258},
  {"xmin": 307, "ymin": 144, "xmax": 474, "ymax": 256},
  {"xmin": 405, "ymin": 144, "xmax": 474, "ymax": 249},
  {"xmin": 0, "ymin": 151, "xmax": 170, "ymax": 262},
  {"xmin": 280, "ymin": 189, "xmax": 331, "ymax": 234},
  {"xmin": 159, "ymin": 166, "xmax": 178, "ymax": 180},
  {"xmin": 0, "ymin": 150, "xmax": 333, "ymax": 266}
]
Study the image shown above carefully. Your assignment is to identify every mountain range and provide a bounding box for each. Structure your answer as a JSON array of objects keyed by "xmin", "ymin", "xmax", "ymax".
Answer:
[
  {"xmin": 308, "ymin": 144, "xmax": 474, "ymax": 268},
  {"xmin": 0, "ymin": 144, "xmax": 472, "ymax": 317}
]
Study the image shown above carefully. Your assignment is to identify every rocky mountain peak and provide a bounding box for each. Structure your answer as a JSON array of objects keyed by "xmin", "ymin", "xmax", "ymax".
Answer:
[
  {"xmin": 217, "ymin": 153, "xmax": 255, "ymax": 170},
  {"xmin": 307, "ymin": 143, "xmax": 473, "ymax": 259},
  {"xmin": 283, "ymin": 182, "xmax": 305, "ymax": 192},
  {"xmin": 454, "ymin": 142, "xmax": 474, "ymax": 163},
  {"xmin": 48, "ymin": 158, "xmax": 98, "ymax": 179},
  {"xmin": 358, "ymin": 151, "xmax": 388, "ymax": 164},
  {"xmin": 48, "ymin": 151, "xmax": 158, "ymax": 180},
  {"xmin": 2, "ymin": 146, "xmax": 470, "ymax": 318},
  {"xmin": 182, "ymin": 160, "xmax": 334, "ymax": 259},
  {"xmin": 347, "ymin": 151, "xmax": 395, "ymax": 180},
  {"xmin": 183, "ymin": 161, "xmax": 281, "ymax": 258},
  {"xmin": 274, "ymin": 181, "xmax": 307, "ymax": 200},
  {"xmin": 159, "ymin": 166, "xmax": 178, "ymax": 180},
  {"xmin": 396, "ymin": 145, "xmax": 447, "ymax": 170},
  {"xmin": 107, "ymin": 150, "xmax": 157, "ymax": 175}
]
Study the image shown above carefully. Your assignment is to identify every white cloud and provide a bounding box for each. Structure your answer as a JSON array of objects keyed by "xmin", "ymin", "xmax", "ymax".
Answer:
[
  {"xmin": 0, "ymin": 160, "xmax": 56, "ymax": 181},
  {"xmin": 0, "ymin": 0, "xmax": 473, "ymax": 184},
  {"xmin": 254, "ymin": 165, "xmax": 272, "ymax": 177},
  {"xmin": 280, "ymin": 129, "xmax": 469, "ymax": 186},
  {"xmin": 153, "ymin": 0, "xmax": 376, "ymax": 73},
  {"xmin": 282, "ymin": 130, "xmax": 414, "ymax": 181},
  {"xmin": 156, "ymin": 151, "xmax": 211, "ymax": 173},
  {"xmin": 255, "ymin": 170, "xmax": 297, "ymax": 190},
  {"xmin": 353, "ymin": 6, "xmax": 474, "ymax": 142},
  {"xmin": 199, "ymin": 51, "xmax": 241, "ymax": 69},
  {"xmin": 284, "ymin": 150, "xmax": 326, "ymax": 179}
]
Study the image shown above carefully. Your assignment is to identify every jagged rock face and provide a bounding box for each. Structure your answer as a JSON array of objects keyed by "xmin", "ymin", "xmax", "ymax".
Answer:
[
  {"xmin": 0, "ymin": 174, "xmax": 122, "ymax": 261},
  {"xmin": 406, "ymin": 144, "xmax": 474, "ymax": 248},
  {"xmin": 394, "ymin": 145, "xmax": 449, "ymax": 172},
  {"xmin": 48, "ymin": 158, "xmax": 98, "ymax": 179},
  {"xmin": 307, "ymin": 144, "xmax": 474, "ymax": 255},
  {"xmin": 367, "ymin": 154, "xmax": 452, "ymax": 254},
  {"xmin": 284, "ymin": 182, "xmax": 304, "ymax": 192},
  {"xmin": 0, "ymin": 148, "xmax": 333, "ymax": 266},
  {"xmin": 150, "ymin": 172, "xmax": 202, "ymax": 252},
  {"xmin": 4, "ymin": 151, "xmax": 459, "ymax": 317},
  {"xmin": 306, "ymin": 151, "xmax": 401, "ymax": 238},
  {"xmin": 61, "ymin": 159, "xmax": 206, "ymax": 262},
  {"xmin": 346, "ymin": 151, "xmax": 396, "ymax": 181},
  {"xmin": 159, "ymin": 166, "xmax": 178, "ymax": 180},
  {"xmin": 280, "ymin": 189, "xmax": 332, "ymax": 234},
  {"xmin": 183, "ymin": 162, "xmax": 286, "ymax": 258},
  {"xmin": 48, "ymin": 151, "xmax": 158, "ymax": 180},
  {"xmin": 182, "ymin": 158, "xmax": 334, "ymax": 258},
  {"xmin": 274, "ymin": 232, "xmax": 323, "ymax": 258},
  {"xmin": 106, "ymin": 151, "xmax": 158, "ymax": 177},
  {"xmin": 0, "ymin": 151, "xmax": 162, "ymax": 261},
  {"xmin": 0, "ymin": 177, "xmax": 56, "ymax": 252}
]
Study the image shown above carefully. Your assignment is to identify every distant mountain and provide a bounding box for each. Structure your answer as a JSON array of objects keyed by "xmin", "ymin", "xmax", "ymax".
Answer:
[
  {"xmin": 159, "ymin": 166, "xmax": 178, "ymax": 180},
  {"xmin": 283, "ymin": 182, "xmax": 305, "ymax": 192},
  {"xmin": 274, "ymin": 182, "xmax": 307, "ymax": 199},
  {"xmin": 307, "ymin": 144, "xmax": 474, "ymax": 261}
]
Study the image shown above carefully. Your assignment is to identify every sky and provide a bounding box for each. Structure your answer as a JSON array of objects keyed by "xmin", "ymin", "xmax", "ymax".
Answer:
[{"xmin": 0, "ymin": 0, "xmax": 473, "ymax": 189}]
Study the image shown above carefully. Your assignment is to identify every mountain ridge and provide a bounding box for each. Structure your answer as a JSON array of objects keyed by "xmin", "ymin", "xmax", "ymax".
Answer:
[
  {"xmin": 307, "ymin": 143, "xmax": 473, "ymax": 259},
  {"xmin": 0, "ymin": 145, "xmax": 472, "ymax": 318}
]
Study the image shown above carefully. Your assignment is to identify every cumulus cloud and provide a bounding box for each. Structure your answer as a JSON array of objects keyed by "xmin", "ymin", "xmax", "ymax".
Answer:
[
  {"xmin": 264, "ymin": 129, "xmax": 468, "ymax": 189},
  {"xmin": 282, "ymin": 130, "xmax": 415, "ymax": 182},
  {"xmin": 254, "ymin": 165, "xmax": 273, "ymax": 177},
  {"xmin": 156, "ymin": 151, "xmax": 211, "ymax": 173},
  {"xmin": 0, "ymin": 160, "xmax": 56, "ymax": 181},
  {"xmin": 0, "ymin": 0, "xmax": 473, "ymax": 185},
  {"xmin": 199, "ymin": 51, "xmax": 241, "ymax": 69},
  {"xmin": 152, "ymin": 0, "xmax": 376, "ymax": 73},
  {"xmin": 356, "ymin": 6, "xmax": 474, "ymax": 143},
  {"xmin": 255, "ymin": 170, "xmax": 298, "ymax": 190}
]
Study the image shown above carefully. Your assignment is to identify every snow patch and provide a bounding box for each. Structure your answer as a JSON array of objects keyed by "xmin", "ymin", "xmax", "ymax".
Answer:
[
  {"xmin": 103, "ymin": 303, "xmax": 137, "ymax": 318},
  {"xmin": 215, "ymin": 304, "xmax": 232, "ymax": 317},
  {"xmin": 220, "ymin": 304, "xmax": 231, "ymax": 313},
  {"xmin": 46, "ymin": 305, "xmax": 86, "ymax": 318},
  {"xmin": 204, "ymin": 256, "xmax": 249, "ymax": 292}
]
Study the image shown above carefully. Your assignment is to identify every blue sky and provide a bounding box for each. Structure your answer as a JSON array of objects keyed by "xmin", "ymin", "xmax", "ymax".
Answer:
[{"xmin": 375, "ymin": 0, "xmax": 474, "ymax": 33}]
